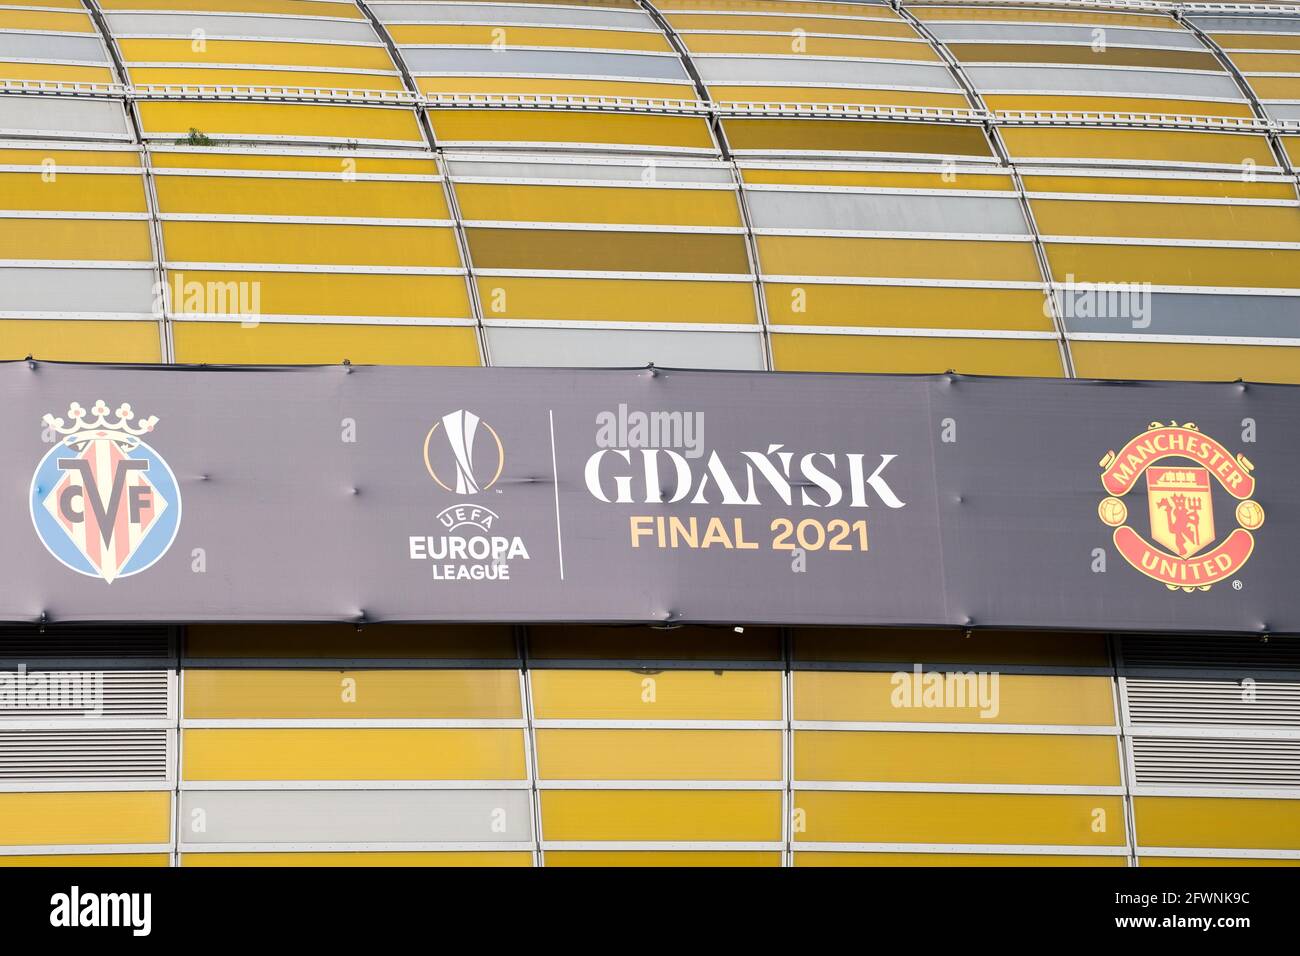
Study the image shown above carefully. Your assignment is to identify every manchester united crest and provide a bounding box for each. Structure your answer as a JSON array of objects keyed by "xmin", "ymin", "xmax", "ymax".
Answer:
[
  {"xmin": 1098, "ymin": 422, "xmax": 1263, "ymax": 592},
  {"xmin": 30, "ymin": 400, "xmax": 181, "ymax": 584}
]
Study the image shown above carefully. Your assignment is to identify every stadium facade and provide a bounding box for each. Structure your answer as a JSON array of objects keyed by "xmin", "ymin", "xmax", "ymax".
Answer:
[{"xmin": 1, "ymin": 0, "xmax": 1299, "ymax": 868}]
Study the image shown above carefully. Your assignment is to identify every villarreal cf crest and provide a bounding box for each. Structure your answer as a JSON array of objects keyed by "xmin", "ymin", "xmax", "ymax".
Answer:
[{"xmin": 30, "ymin": 400, "xmax": 181, "ymax": 584}]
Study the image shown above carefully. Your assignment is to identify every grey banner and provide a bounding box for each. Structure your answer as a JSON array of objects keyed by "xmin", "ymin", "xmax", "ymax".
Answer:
[{"xmin": 3, "ymin": 361, "xmax": 1297, "ymax": 633}]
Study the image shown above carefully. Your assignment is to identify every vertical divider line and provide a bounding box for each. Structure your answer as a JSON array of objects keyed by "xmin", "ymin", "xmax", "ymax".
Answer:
[
  {"xmin": 356, "ymin": 0, "xmax": 491, "ymax": 364},
  {"xmin": 172, "ymin": 625, "xmax": 184, "ymax": 867},
  {"xmin": 517, "ymin": 626, "xmax": 545, "ymax": 867},
  {"xmin": 549, "ymin": 409, "xmax": 565, "ymax": 581},
  {"xmin": 782, "ymin": 626, "xmax": 794, "ymax": 867},
  {"xmin": 897, "ymin": 0, "xmax": 1076, "ymax": 378},
  {"xmin": 1110, "ymin": 633, "xmax": 1141, "ymax": 867},
  {"xmin": 82, "ymin": 0, "xmax": 173, "ymax": 363}
]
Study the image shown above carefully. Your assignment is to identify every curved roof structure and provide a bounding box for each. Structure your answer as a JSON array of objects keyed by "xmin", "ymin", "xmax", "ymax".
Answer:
[{"xmin": 2, "ymin": 0, "xmax": 1300, "ymax": 380}]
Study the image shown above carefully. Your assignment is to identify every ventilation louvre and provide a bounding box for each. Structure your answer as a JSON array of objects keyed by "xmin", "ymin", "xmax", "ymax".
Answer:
[
  {"xmin": 1126, "ymin": 678, "xmax": 1300, "ymax": 727},
  {"xmin": 0, "ymin": 670, "xmax": 170, "ymax": 720},
  {"xmin": 0, "ymin": 730, "xmax": 168, "ymax": 780},
  {"xmin": 1132, "ymin": 737, "xmax": 1300, "ymax": 788}
]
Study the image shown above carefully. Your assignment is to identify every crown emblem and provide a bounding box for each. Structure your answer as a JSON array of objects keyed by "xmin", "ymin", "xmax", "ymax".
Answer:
[{"xmin": 42, "ymin": 400, "xmax": 159, "ymax": 450}]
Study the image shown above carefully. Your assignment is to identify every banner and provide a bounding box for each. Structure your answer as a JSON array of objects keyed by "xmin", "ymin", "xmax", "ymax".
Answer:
[{"xmin": 4, "ymin": 361, "xmax": 1298, "ymax": 633}]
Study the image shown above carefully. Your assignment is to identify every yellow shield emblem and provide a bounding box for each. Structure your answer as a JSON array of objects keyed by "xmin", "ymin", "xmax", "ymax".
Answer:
[{"xmin": 1146, "ymin": 466, "xmax": 1214, "ymax": 558}]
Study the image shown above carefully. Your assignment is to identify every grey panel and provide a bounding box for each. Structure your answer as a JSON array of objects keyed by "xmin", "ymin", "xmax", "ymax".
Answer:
[
  {"xmin": 405, "ymin": 48, "xmax": 687, "ymax": 80},
  {"xmin": 0, "ymin": 97, "xmax": 131, "ymax": 137},
  {"xmin": 1265, "ymin": 103, "xmax": 1300, "ymax": 121},
  {"xmin": 966, "ymin": 64, "xmax": 1242, "ymax": 99},
  {"xmin": 180, "ymin": 789, "xmax": 534, "ymax": 843},
  {"xmin": 485, "ymin": 325, "xmax": 766, "ymax": 369},
  {"xmin": 1187, "ymin": 16, "xmax": 1300, "ymax": 35},
  {"xmin": 746, "ymin": 190, "xmax": 1029, "ymax": 235},
  {"xmin": 373, "ymin": 2, "xmax": 654, "ymax": 31},
  {"xmin": 928, "ymin": 22, "xmax": 1205, "ymax": 50},
  {"xmin": 1061, "ymin": 291, "xmax": 1300, "ymax": 338},
  {"xmin": 0, "ymin": 267, "xmax": 155, "ymax": 314},
  {"xmin": 696, "ymin": 56, "xmax": 960, "ymax": 90},
  {"xmin": 0, "ymin": 33, "xmax": 108, "ymax": 63},
  {"xmin": 447, "ymin": 156, "xmax": 734, "ymax": 184},
  {"xmin": 105, "ymin": 13, "xmax": 378, "ymax": 43}
]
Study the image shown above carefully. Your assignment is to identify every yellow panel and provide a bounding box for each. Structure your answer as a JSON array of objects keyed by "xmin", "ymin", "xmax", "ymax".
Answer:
[
  {"xmin": 151, "ymin": 152, "xmax": 436, "ymax": 176},
  {"xmin": 430, "ymin": 110, "xmax": 716, "ymax": 150},
  {"xmin": 985, "ymin": 93, "xmax": 1257, "ymax": 119},
  {"xmin": 1285, "ymin": 136, "xmax": 1300, "ymax": 169},
  {"xmin": 665, "ymin": 0, "xmax": 902, "ymax": 15},
  {"xmin": 128, "ymin": 67, "xmax": 407, "ymax": 92},
  {"xmin": 0, "ymin": 219, "xmax": 152, "ymax": 260},
  {"xmin": 476, "ymin": 277, "xmax": 757, "ymax": 324},
  {"xmin": 667, "ymin": 12, "xmax": 917, "ymax": 37},
  {"xmin": 0, "ymin": 62, "xmax": 116, "ymax": 83},
  {"xmin": 795, "ymin": 731, "xmax": 1121, "ymax": 786},
  {"xmin": 1135, "ymin": 797, "xmax": 1300, "ymax": 850},
  {"xmin": 183, "ymin": 851, "xmax": 532, "ymax": 866},
  {"xmin": 1140, "ymin": 856, "xmax": 1300, "ymax": 867},
  {"xmin": 0, "ymin": 792, "xmax": 170, "ymax": 846},
  {"xmin": 1021, "ymin": 173, "xmax": 1294, "ymax": 200},
  {"xmin": 724, "ymin": 117, "xmax": 993, "ymax": 156},
  {"xmin": 1047, "ymin": 243, "xmax": 1300, "ymax": 288},
  {"xmin": 793, "ymin": 627, "xmax": 1110, "ymax": 667},
  {"xmin": 165, "ymin": 270, "xmax": 471, "ymax": 318},
  {"xmin": 1231, "ymin": 52, "xmax": 1300, "ymax": 73},
  {"xmin": 0, "ymin": 9, "xmax": 92, "ymax": 29},
  {"xmin": 185, "ymin": 623, "xmax": 516, "ymax": 660},
  {"xmin": 1033, "ymin": 199, "xmax": 1300, "ymax": 242},
  {"xmin": 793, "ymin": 671, "xmax": 1116, "ymax": 725},
  {"xmin": 952, "ymin": 43, "xmax": 1222, "ymax": 72},
  {"xmin": 541, "ymin": 790, "xmax": 782, "ymax": 841},
  {"xmin": 796, "ymin": 851, "xmax": 1124, "ymax": 866},
  {"xmin": 183, "ymin": 728, "xmax": 527, "ymax": 781},
  {"xmin": 417, "ymin": 76, "xmax": 699, "ymax": 100},
  {"xmin": 1071, "ymin": 341, "xmax": 1300, "ymax": 385},
  {"xmin": 1, "ymin": 320, "xmax": 161, "ymax": 362},
  {"xmin": 118, "ymin": 39, "xmax": 394, "ymax": 72},
  {"xmin": 172, "ymin": 321, "xmax": 481, "ymax": 365},
  {"xmin": 531, "ymin": 669, "xmax": 781, "ymax": 720},
  {"xmin": 913, "ymin": 7, "xmax": 1175, "ymax": 28},
  {"xmin": 0, "ymin": 171, "xmax": 147, "ymax": 212},
  {"xmin": 744, "ymin": 167, "xmax": 1013, "ymax": 190},
  {"xmin": 454, "ymin": 182, "xmax": 742, "ymax": 227},
  {"xmin": 1000, "ymin": 127, "xmax": 1276, "ymax": 167},
  {"xmin": 764, "ymin": 285, "xmax": 1051, "ymax": 332},
  {"xmin": 0, "ymin": 854, "xmax": 170, "ymax": 866},
  {"xmin": 1214, "ymin": 33, "xmax": 1300, "ymax": 52},
  {"xmin": 536, "ymin": 729, "xmax": 782, "ymax": 780},
  {"xmin": 138, "ymin": 101, "xmax": 423, "ymax": 143},
  {"xmin": 546, "ymin": 850, "xmax": 780, "ymax": 866},
  {"xmin": 163, "ymin": 222, "xmax": 463, "ymax": 268},
  {"xmin": 683, "ymin": 33, "xmax": 938, "ymax": 60},
  {"xmin": 468, "ymin": 226, "xmax": 750, "ymax": 271},
  {"xmin": 389, "ymin": 24, "xmax": 673, "ymax": 52},
  {"xmin": 155, "ymin": 175, "xmax": 447, "ymax": 218},
  {"xmin": 773, "ymin": 332, "xmax": 1064, "ymax": 375},
  {"xmin": 711, "ymin": 85, "xmax": 970, "ymax": 109},
  {"xmin": 757, "ymin": 236, "xmax": 1039, "ymax": 280},
  {"xmin": 183, "ymin": 669, "xmax": 522, "ymax": 719},
  {"xmin": 1243, "ymin": 76, "xmax": 1300, "ymax": 100},
  {"xmin": 100, "ymin": 0, "xmax": 363, "ymax": 14},
  {"xmin": 0, "ymin": 147, "xmax": 140, "ymax": 168},
  {"xmin": 795, "ymin": 791, "xmax": 1128, "ymax": 846}
]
